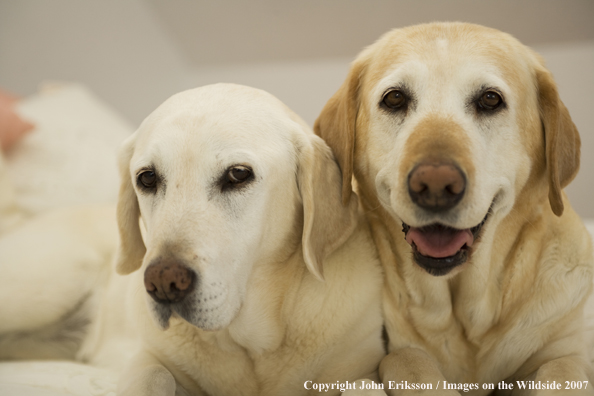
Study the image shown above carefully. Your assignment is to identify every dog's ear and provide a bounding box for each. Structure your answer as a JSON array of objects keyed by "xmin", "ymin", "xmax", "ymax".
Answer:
[
  {"xmin": 115, "ymin": 133, "xmax": 146, "ymax": 275},
  {"xmin": 314, "ymin": 55, "xmax": 368, "ymax": 206},
  {"xmin": 297, "ymin": 135, "xmax": 359, "ymax": 281},
  {"xmin": 535, "ymin": 63, "xmax": 581, "ymax": 217}
]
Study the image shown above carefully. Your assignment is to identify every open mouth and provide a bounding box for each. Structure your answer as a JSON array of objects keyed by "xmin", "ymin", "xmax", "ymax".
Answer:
[{"xmin": 402, "ymin": 210, "xmax": 491, "ymax": 276}]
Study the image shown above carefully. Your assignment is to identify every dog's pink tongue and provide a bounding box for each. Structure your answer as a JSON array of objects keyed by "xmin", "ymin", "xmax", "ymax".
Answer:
[{"xmin": 406, "ymin": 226, "xmax": 474, "ymax": 258}]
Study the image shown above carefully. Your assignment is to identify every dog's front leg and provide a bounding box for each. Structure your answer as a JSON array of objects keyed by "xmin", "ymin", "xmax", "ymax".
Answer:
[
  {"xmin": 118, "ymin": 351, "xmax": 178, "ymax": 396},
  {"xmin": 379, "ymin": 348, "xmax": 461, "ymax": 396}
]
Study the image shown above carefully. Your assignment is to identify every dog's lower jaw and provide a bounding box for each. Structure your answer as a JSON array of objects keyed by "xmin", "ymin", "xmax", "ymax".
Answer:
[
  {"xmin": 148, "ymin": 296, "xmax": 236, "ymax": 332},
  {"xmin": 148, "ymin": 299, "xmax": 203, "ymax": 331},
  {"xmin": 411, "ymin": 243, "xmax": 469, "ymax": 276}
]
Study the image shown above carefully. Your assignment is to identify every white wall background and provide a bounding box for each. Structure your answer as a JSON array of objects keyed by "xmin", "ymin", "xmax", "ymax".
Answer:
[{"xmin": 0, "ymin": 0, "xmax": 592, "ymax": 217}]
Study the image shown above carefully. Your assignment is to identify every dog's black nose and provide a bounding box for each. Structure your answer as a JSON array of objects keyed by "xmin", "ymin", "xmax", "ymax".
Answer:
[
  {"xmin": 144, "ymin": 259, "xmax": 196, "ymax": 304},
  {"xmin": 408, "ymin": 162, "xmax": 466, "ymax": 212}
]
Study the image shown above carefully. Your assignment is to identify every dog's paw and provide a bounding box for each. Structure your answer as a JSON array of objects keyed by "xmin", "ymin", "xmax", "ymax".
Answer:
[{"xmin": 341, "ymin": 379, "xmax": 388, "ymax": 396}]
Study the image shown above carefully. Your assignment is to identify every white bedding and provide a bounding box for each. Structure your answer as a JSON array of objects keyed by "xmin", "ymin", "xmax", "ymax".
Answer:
[
  {"xmin": 0, "ymin": 85, "xmax": 592, "ymax": 395},
  {"xmin": 0, "ymin": 361, "xmax": 117, "ymax": 396},
  {"xmin": 6, "ymin": 82, "xmax": 133, "ymax": 215},
  {"xmin": 0, "ymin": 83, "xmax": 128, "ymax": 395}
]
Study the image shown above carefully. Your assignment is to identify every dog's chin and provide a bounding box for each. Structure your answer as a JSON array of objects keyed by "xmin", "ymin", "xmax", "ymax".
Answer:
[
  {"xmin": 402, "ymin": 209, "xmax": 491, "ymax": 276},
  {"xmin": 149, "ymin": 302, "xmax": 173, "ymax": 330},
  {"xmin": 148, "ymin": 300, "xmax": 231, "ymax": 331}
]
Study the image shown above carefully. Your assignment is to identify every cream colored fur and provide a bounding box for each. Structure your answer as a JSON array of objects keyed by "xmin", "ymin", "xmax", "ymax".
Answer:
[
  {"xmin": 0, "ymin": 84, "xmax": 385, "ymax": 395},
  {"xmin": 315, "ymin": 23, "xmax": 594, "ymax": 396}
]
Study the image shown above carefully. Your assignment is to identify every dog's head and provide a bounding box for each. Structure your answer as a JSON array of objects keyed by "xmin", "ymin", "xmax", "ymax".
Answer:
[
  {"xmin": 115, "ymin": 84, "xmax": 358, "ymax": 330},
  {"xmin": 315, "ymin": 23, "xmax": 580, "ymax": 276}
]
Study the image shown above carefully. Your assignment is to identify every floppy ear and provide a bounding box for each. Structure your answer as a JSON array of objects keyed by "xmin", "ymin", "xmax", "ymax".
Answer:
[
  {"xmin": 535, "ymin": 64, "xmax": 581, "ymax": 216},
  {"xmin": 314, "ymin": 56, "xmax": 367, "ymax": 205},
  {"xmin": 115, "ymin": 133, "xmax": 146, "ymax": 275},
  {"xmin": 297, "ymin": 135, "xmax": 359, "ymax": 281}
]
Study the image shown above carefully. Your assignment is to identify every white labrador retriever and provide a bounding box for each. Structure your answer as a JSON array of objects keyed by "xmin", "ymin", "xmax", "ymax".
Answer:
[{"xmin": 1, "ymin": 84, "xmax": 385, "ymax": 396}]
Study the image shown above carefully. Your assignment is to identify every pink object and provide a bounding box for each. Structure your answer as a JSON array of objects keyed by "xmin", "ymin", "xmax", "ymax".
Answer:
[{"xmin": 0, "ymin": 90, "xmax": 34, "ymax": 151}]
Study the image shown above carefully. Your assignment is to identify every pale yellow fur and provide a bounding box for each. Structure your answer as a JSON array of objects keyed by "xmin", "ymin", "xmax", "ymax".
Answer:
[{"xmin": 315, "ymin": 22, "xmax": 594, "ymax": 396}]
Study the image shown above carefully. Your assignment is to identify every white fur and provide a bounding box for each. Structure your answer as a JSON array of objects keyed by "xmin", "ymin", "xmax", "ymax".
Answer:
[{"xmin": 0, "ymin": 84, "xmax": 386, "ymax": 396}]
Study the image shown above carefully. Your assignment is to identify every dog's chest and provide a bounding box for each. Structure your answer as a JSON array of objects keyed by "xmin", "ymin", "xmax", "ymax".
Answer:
[
  {"xmin": 408, "ymin": 293, "xmax": 483, "ymax": 382},
  {"xmin": 391, "ymin": 268, "xmax": 503, "ymax": 383},
  {"xmin": 159, "ymin": 330, "xmax": 323, "ymax": 396},
  {"xmin": 403, "ymin": 258, "xmax": 551, "ymax": 387},
  {"xmin": 157, "ymin": 327, "xmax": 261, "ymax": 395}
]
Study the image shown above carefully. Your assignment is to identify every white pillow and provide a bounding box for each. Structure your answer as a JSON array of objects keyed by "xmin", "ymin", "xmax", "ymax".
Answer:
[
  {"xmin": 0, "ymin": 361, "xmax": 117, "ymax": 396},
  {"xmin": 6, "ymin": 83, "xmax": 134, "ymax": 215}
]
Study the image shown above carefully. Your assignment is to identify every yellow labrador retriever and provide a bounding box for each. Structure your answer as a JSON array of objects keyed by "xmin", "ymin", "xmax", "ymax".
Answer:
[
  {"xmin": 82, "ymin": 83, "xmax": 385, "ymax": 395},
  {"xmin": 315, "ymin": 23, "xmax": 594, "ymax": 395}
]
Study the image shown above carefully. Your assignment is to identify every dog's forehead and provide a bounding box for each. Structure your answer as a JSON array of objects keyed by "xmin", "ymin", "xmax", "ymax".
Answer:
[
  {"xmin": 364, "ymin": 23, "xmax": 532, "ymax": 95},
  {"xmin": 130, "ymin": 84, "xmax": 304, "ymax": 171},
  {"xmin": 141, "ymin": 85, "xmax": 300, "ymax": 142},
  {"xmin": 142, "ymin": 85, "xmax": 296, "ymax": 140}
]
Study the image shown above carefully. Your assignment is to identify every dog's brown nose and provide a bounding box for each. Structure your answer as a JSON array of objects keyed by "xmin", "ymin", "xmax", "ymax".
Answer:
[
  {"xmin": 144, "ymin": 260, "xmax": 196, "ymax": 304},
  {"xmin": 408, "ymin": 162, "xmax": 466, "ymax": 212}
]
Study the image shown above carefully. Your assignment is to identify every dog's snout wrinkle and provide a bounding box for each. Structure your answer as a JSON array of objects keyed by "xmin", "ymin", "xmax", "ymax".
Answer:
[
  {"xmin": 144, "ymin": 260, "xmax": 197, "ymax": 304},
  {"xmin": 408, "ymin": 162, "xmax": 466, "ymax": 212}
]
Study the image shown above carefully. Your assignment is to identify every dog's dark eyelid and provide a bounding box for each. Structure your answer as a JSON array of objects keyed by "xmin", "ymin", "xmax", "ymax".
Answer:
[
  {"xmin": 137, "ymin": 169, "xmax": 158, "ymax": 191},
  {"xmin": 228, "ymin": 166, "xmax": 252, "ymax": 183},
  {"xmin": 471, "ymin": 88, "xmax": 506, "ymax": 115},
  {"xmin": 379, "ymin": 85, "xmax": 414, "ymax": 114},
  {"xmin": 478, "ymin": 90, "xmax": 503, "ymax": 110},
  {"xmin": 382, "ymin": 90, "xmax": 407, "ymax": 109},
  {"xmin": 220, "ymin": 165, "xmax": 254, "ymax": 192}
]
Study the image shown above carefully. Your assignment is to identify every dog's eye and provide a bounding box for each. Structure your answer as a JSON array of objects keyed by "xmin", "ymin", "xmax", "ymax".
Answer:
[
  {"xmin": 227, "ymin": 166, "xmax": 252, "ymax": 184},
  {"xmin": 382, "ymin": 90, "xmax": 407, "ymax": 110},
  {"xmin": 478, "ymin": 91, "xmax": 503, "ymax": 111},
  {"xmin": 138, "ymin": 170, "xmax": 157, "ymax": 189}
]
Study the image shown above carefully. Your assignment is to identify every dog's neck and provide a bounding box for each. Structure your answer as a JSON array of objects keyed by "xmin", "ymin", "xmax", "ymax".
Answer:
[{"xmin": 226, "ymin": 246, "xmax": 306, "ymax": 355}]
